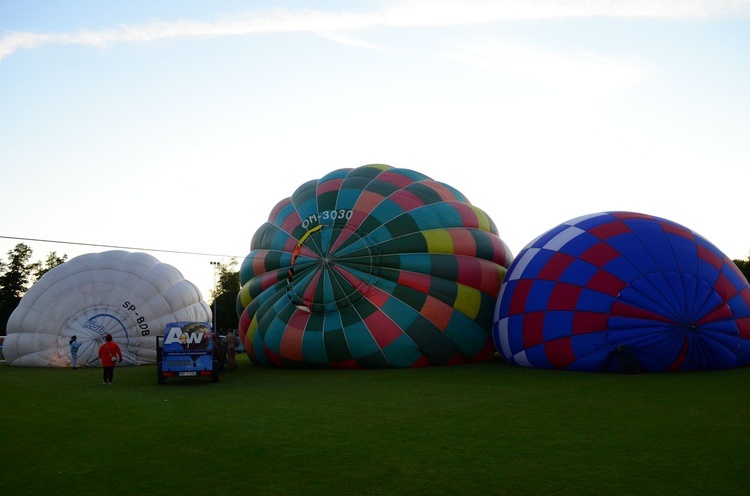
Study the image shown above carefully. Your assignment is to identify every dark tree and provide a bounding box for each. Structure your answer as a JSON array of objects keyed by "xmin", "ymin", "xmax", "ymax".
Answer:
[
  {"xmin": 0, "ymin": 244, "xmax": 40, "ymax": 335},
  {"xmin": 734, "ymin": 255, "xmax": 750, "ymax": 284},
  {"xmin": 210, "ymin": 259, "xmax": 241, "ymax": 334},
  {"xmin": 0, "ymin": 244, "xmax": 69, "ymax": 335},
  {"xmin": 33, "ymin": 251, "xmax": 68, "ymax": 282}
]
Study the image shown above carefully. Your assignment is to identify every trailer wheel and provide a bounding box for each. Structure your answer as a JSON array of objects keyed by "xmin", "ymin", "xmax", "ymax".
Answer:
[{"xmin": 157, "ymin": 361, "xmax": 165, "ymax": 384}]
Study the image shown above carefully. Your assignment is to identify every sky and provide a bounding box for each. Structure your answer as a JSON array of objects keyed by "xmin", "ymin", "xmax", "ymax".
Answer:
[{"xmin": 1, "ymin": 0, "xmax": 749, "ymax": 303}]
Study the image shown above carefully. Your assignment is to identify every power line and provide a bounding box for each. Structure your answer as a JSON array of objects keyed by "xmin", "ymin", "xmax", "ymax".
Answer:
[{"xmin": 0, "ymin": 235, "xmax": 244, "ymax": 259}]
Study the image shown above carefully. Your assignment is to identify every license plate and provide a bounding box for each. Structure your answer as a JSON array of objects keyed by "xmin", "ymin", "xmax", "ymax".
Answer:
[{"xmin": 178, "ymin": 371, "xmax": 197, "ymax": 377}]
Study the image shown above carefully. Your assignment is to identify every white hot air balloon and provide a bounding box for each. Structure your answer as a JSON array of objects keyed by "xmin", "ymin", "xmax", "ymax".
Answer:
[{"xmin": 3, "ymin": 250, "xmax": 211, "ymax": 367}]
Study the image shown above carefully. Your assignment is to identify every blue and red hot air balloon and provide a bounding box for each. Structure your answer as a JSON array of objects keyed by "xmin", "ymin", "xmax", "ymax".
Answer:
[{"xmin": 492, "ymin": 212, "xmax": 750, "ymax": 372}]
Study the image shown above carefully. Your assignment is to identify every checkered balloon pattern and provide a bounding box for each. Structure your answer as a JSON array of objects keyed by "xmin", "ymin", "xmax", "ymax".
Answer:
[
  {"xmin": 492, "ymin": 212, "xmax": 750, "ymax": 372},
  {"xmin": 238, "ymin": 164, "xmax": 513, "ymax": 368}
]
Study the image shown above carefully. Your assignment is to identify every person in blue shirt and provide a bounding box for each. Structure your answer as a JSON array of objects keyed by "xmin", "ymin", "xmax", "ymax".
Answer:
[{"xmin": 69, "ymin": 335, "xmax": 81, "ymax": 369}]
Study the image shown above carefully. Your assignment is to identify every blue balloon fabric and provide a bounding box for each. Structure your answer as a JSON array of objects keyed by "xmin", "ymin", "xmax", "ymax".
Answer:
[{"xmin": 492, "ymin": 212, "xmax": 750, "ymax": 372}]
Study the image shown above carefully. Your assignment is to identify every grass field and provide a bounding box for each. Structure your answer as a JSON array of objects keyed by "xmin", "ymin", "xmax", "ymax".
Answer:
[{"xmin": 2, "ymin": 354, "xmax": 749, "ymax": 496}]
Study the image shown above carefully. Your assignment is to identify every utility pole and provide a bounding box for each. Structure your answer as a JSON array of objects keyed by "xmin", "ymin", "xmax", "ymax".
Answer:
[{"xmin": 210, "ymin": 261, "xmax": 221, "ymax": 334}]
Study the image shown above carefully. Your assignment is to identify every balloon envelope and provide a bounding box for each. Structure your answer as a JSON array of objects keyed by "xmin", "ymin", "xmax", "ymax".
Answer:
[
  {"xmin": 3, "ymin": 250, "xmax": 211, "ymax": 367},
  {"xmin": 492, "ymin": 212, "xmax": 750, "ymax": 372},
  {"xmin": 238, "ymin": 164, "xmax": 513, "ymax": 368}
]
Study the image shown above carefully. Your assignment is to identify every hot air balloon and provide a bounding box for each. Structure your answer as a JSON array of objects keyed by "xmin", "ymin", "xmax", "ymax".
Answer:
[
  {"xmin": 492, "ymin": 212, "xmax": 750, "ymax": 372},
  {"xmin": 3, "ymin": 250, "xmax": 211, "ymax": 367},
  {"xmin": 237, "ymin": 164, "xmax": 513, "ymax": 368}
]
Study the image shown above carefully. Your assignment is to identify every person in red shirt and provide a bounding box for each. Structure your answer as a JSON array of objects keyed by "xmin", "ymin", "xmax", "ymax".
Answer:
[{"xmin": 98, "ymin": 334, "xmax": 122, "ymax": 385}]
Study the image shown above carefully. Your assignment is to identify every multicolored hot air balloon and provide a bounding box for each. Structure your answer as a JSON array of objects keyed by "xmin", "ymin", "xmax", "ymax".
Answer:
[
  {"xmin": 3, "ymin": 250, "xmax": 211, "ymax": 367},
  {"xmin": 492, "ymin": 211, "xmax": 750, "ymax": 372},
  {"xmin": 237, "ymin": 164, "xmax": 513, "ymax": 368}
]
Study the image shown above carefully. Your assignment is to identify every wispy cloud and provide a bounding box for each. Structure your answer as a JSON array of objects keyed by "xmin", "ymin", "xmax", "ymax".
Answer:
[
  {"xmin": 1, "ymin": 0, "xmax": 748, "ymax": 62},
  {"xmin": 313, "ymin": 30, "xmax": 391, "ymax": 52},
  {"xmin": 0, "ymin": 8, "xmax": 387, "ymax": 61},
  {"xmin": 382, "ymin": 0, "xmax": 750, "ymax": 25},
  {"xmin": 447, "ymin": 40, "xmax": 648, "ymax": 99}
]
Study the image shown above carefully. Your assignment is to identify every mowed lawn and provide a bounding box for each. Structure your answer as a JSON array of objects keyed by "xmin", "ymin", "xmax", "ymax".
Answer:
[{"xmin": 1, "ymin": 354, "xmax": 749, "ymax": 496}]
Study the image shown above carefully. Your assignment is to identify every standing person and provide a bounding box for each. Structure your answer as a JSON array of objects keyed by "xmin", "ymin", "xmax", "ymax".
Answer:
[
  {"xmin": 69, "ymin": 335, "xmax": 81, "ymax": 369},
  {"xmin": 98, "ymin": 334, "xmax": 122, "ymax": 385},
  {"xmin": 225, "ymin": 331, "xmax": 239, "ymax": 370},
  {"xmin": 212, "ymin": 333, "xmax": 226, "ymax": 371}
]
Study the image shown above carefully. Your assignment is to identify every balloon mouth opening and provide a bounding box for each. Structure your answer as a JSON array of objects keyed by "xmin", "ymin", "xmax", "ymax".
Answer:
[
  {"xmin": 286, "ymin": 225, "xmax": 381, "ymax": 313},
  {"xmin": 62, "ymin": 308, "xmax": 131, "ymax": 366}
]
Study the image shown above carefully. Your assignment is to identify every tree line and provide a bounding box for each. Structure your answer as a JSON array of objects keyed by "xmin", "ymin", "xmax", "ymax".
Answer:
[
  {"xmin": 0, "ymin": 244, "xmax": 67, "ymax": 335},
  {"xmin": 2, "ymin": 242, "xmax": 750, "ymax": 336},
  {"xmin": 209, "ymin": 259, "xmax": 241, "ymax": 334}
]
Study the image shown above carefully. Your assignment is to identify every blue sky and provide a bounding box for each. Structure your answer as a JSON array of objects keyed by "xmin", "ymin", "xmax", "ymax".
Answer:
[{"xmin": 1, "ymin": 0, "xmax": 749, "ymax": 301}]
